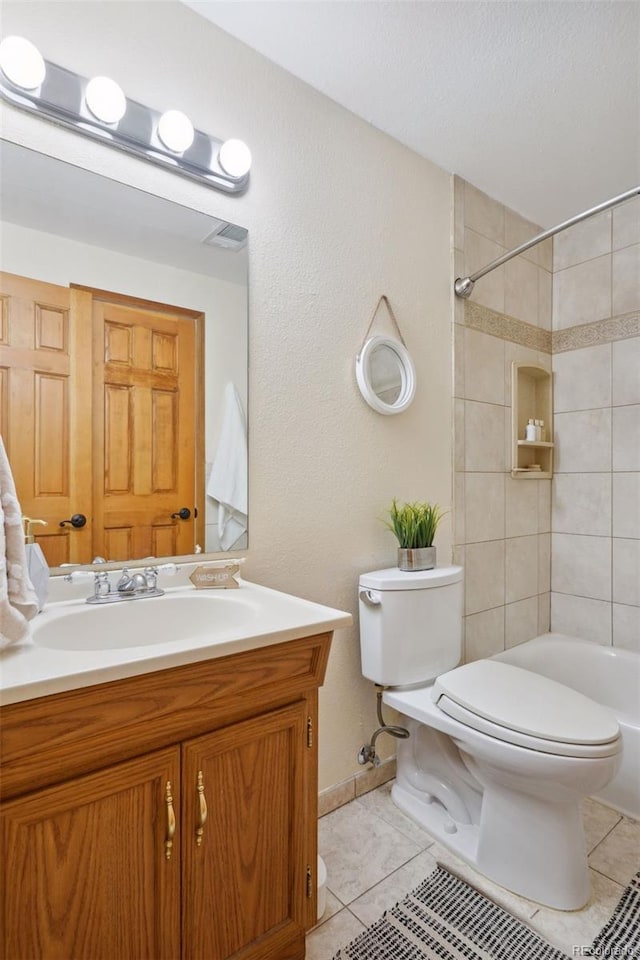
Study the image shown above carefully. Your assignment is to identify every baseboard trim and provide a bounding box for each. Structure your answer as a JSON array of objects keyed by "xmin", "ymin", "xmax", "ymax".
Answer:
[{"xmin": 318, "ymin": 757, "xmax": 397, "ymax": 818}]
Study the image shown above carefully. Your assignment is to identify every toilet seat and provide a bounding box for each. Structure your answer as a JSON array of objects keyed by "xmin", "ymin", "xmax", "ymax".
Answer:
[{"xmin": 432, "ymin": 661, "xmax": 620, "ymax": 758}]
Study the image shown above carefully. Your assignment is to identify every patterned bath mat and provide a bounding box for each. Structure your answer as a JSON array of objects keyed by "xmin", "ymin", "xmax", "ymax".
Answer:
[
  {"xmin": 586, "ymin": 869, "xmax": 640, "ymax": 959},
  {"xmin": 332, "ymin": 864, "xmax": 568, "ymax": 959},
  {"xmin": 332, "ymin": 865, "xmax": 640, "ymax": 960}
]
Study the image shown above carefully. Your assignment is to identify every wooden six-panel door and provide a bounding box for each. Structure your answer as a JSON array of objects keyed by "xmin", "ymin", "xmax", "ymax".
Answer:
[
  {"xmin": 182, "ymin": 703, "xmax": 309, "ymax": 960},
  {"xmin": 0, "ymin": 272, "xmax": 200, "ymax": 565},
  {"xmin": 0, "ymin": 273, "xmax": 93, "ymax": 565},
  {"xmin": 1, "ymin": 747, "xmax": 181, "ymax": 960},
  {"xmin": 91, "ymin": 297, "xmax": 197, "ymax": 561}
]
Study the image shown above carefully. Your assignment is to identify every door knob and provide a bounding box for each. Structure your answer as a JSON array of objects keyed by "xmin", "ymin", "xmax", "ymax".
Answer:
[
  {"xmin": 171, "ymin": 507, "xmax": 191, "ymax": 520},
  {"xmin": 59, "ymin": 513, "xmax": 87, "ymax": 528}
]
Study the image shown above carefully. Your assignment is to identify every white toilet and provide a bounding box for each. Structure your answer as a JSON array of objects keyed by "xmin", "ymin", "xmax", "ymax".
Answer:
[{"xmin": 358, "ymin": 565, "xmax": 622, "ymax": 910}]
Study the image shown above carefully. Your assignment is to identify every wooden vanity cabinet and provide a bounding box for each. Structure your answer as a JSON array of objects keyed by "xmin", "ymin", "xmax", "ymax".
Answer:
[
  {"xmin": 1, "ymin": 632, "xmax": 332, "ymax": 960},
  {"xmin": 182, "ymin": 702, "xmax": 309, "ymax": 960},
  {"xmin": 2, "ymin": 748, "xmax": 182, "ymax": 960}
]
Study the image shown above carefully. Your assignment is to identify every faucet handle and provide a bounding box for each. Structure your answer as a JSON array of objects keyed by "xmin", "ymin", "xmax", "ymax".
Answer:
[
  {"xmin": 143, "ymin": 562, "xmax": 176, "ymax": 591},
  {"xmin": 64, "ymin": 570, "xmax": 97, "ymax": 583},
  {"xmin": 64, "ymin": 568, "xmax": 110, "ymax": 598}
]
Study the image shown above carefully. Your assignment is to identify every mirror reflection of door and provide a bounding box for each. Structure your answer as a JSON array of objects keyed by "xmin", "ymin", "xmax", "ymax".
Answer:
[
  {"xmin": 0, "ymin": 272, "xmax": 203, "ymax": 565},
  {"xmin": 0, "ymin": 273, "xmax": 88, "ymax": 565}
]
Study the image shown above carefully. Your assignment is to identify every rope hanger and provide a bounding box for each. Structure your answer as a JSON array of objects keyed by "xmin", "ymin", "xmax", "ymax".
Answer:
[{"xmin": 360, "ymin": 295, "xmax": 408, "ymax": 352}]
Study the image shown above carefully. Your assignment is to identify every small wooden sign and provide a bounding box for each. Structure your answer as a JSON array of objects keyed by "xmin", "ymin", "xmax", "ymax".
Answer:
[{"xmin": 189, "ymin": 563, "xmax": 241, "ymax": 590}]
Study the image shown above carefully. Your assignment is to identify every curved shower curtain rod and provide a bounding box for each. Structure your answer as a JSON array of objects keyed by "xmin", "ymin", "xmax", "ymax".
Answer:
[{"xmin": 454, "ymin": 185, "xmax": 640, "ymax": 299}]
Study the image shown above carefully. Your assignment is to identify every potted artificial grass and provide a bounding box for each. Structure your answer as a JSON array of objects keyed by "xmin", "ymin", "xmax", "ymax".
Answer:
[{"xmin": 385, "ymin": 499, "xmax": 445, "ymax": 570}]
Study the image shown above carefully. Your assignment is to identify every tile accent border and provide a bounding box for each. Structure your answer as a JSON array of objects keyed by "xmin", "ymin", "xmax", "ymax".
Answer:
[
  {"xmin": 465, "ymin": 301, "xmax": 552, "ymax": 353},
  {"xmin": 464, "ymin": 302, "xmax": 640, "ymax": 355},
  {"xmin": 552, "ymin": 311, "xmax": 640, "ymax": 353},
  {"xmin": 318, "ymin": 757, "xmax": 396, "ymax": 818}
]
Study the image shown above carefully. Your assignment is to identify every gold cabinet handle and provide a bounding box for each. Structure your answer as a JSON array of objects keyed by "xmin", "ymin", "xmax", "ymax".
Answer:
[
  {"xmin": 195, "ymin": 770, "xmax": 207, "ymax": 846},
  {"xmin": 164, "ymin": 780, "xmax": 176, "ymax": 860}
]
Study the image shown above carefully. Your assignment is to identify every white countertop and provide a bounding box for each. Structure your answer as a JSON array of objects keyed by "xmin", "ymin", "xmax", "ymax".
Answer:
[{"xmin": 0, "ymin": 578, "xmax": 352, "ymax": 705}]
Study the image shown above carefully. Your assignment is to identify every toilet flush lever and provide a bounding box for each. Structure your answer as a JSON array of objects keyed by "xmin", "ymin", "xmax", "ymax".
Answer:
[{"xmin": 359, "ymin": 589, "xmax": 382, "ymax": 608}]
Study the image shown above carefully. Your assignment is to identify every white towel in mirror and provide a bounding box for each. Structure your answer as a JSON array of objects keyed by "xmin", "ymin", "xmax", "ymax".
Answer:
[{"xmin": 207, "ymin": 384, "xmax": 248, "ymax": 551}]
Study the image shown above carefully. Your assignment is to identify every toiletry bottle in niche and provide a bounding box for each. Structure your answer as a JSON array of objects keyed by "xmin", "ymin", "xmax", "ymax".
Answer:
[
  {"xmin": 22, "ymin": 517, "xmax": 49, "ymax": 612},
  {"xmin": 525, "ymin": 419, "xmax": 536, "ymax": 441},
  {"xmin": 539, "ymin": 419, "xmax": 545, "ymax": 442}
]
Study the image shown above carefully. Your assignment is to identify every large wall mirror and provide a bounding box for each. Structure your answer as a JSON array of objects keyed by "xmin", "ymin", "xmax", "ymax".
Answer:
[{"xmin": 0, "ymin": 140, "xmax": 248, "ymax": 573}]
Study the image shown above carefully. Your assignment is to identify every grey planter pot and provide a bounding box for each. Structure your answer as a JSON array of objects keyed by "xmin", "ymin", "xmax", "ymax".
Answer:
[{"xmin": 397, "ymin": 546, "xmax": 436, "ymax": 571}]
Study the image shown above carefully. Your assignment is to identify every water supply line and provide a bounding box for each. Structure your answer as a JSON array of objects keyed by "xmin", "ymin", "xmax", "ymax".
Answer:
[
  {"xmin": 358, "ymin": 687, "xmax": 410, "ymax": 766},
  {"xmin": 454, "ymin": 185, "xmax": 640, "ymax": 300}
]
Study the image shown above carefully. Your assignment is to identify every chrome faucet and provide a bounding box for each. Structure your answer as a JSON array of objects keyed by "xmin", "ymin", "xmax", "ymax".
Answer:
[
  {"xmin": 116, "ymin": 569, "xmax": 150, "ymax": 595},
  {"xmin": 65, "ymin": 563, "xmax": 177, "ymax": 604}
]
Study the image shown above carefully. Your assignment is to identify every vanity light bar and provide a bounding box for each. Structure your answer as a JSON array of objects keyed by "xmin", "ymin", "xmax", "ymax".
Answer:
[{"xmin": 0, "ymin": 36, "xmax": 251, "ymax": 195}]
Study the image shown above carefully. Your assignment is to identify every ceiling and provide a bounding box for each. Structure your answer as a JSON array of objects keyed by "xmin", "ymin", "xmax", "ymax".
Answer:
[
  {"xmin": 0, "ymin": 142, "xmax": 248, "ymax": 284},
  {"xmin": 183, "ymin": 0, "xmax": 640, "ymax": 227}
]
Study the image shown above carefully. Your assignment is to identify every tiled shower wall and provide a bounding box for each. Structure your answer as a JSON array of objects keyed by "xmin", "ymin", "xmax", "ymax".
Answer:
[
  {"xmin": 453, "ymin": 180, "xmax": 640, "ymax": 657},
  {"xmin": 550, "ymin": 198, "xmax": 640, "ymax": 649},
  {"xmin": 453, "ymin": 177, "xmax": 553, "ymax": 658}
]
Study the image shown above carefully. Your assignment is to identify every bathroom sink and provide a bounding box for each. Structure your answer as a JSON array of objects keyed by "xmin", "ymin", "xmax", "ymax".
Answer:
[
  {"xmin": 1, "ymin": 578, "xmax": 352, "ymax": 706},
  {"xmin": 31, "ymin": 592, "xmax": 260, "ymax": 651}
]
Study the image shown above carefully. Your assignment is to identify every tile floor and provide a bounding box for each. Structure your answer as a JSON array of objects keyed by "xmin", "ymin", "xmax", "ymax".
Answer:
[{"xmin": 306, "ymin": 781, "xmax": 640, "ymax": 959}]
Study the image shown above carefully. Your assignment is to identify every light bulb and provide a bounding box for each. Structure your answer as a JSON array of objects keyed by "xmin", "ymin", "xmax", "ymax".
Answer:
[
  {"xmin": 0, "ymin": 36, "xmax": 46, "ymax": 90},
  {"xmin": 218, "ymin": 139, "xmax": 251, "ymax": 179},
  {"xmin": 85, "ymin": 75, "xmax": 126, "ymax": 124},
  {"xmin": 157, "ymin": 110, "xmax": 194, "ymax": 153}
]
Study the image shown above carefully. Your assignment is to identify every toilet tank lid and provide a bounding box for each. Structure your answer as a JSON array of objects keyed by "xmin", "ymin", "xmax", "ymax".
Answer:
[{"xmin": 359, "ymin": 565, "xmax": 463, "ymax": 591}]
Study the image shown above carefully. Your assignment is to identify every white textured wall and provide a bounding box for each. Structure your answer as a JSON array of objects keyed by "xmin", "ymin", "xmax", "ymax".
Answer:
[{"xmin": 1, "ymin": 1, "xmax": 453, "ymax": 789}]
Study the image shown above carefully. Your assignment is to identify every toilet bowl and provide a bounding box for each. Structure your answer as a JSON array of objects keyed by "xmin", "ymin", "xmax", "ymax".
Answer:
[
  {"xmin": 359, "ymin": 566, "xmax": 622, "ymax": 910},
  {"xmin": 385, "ymin": 665, "xmax": 620, "ymax": 909}
]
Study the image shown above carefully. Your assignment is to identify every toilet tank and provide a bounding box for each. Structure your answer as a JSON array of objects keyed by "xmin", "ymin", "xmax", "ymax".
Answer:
[{"xmin": 359, "ymin": 566, "xmax": 463, "ymax": 687}]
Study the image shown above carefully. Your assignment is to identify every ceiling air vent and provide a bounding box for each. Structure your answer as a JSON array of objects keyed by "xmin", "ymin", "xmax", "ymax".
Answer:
[{"xmin": 202, "ymin": 221, "xmax": 248, "ymax": 251}]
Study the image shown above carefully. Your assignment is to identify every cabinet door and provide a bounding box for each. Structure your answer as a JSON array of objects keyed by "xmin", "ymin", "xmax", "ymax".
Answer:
[
  {"xmin": 182, "ymin": 702, "xmax": 308, "ymax": 960},
  {"xmin": 1, "ymin": 747, "xmax": 180, "ymax": 960}
]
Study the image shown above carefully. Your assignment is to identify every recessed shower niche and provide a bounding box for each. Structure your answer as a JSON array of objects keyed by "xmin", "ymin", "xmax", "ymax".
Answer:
[{"xmin": 511, "ymin": 362, "xmax": 554, "ymax": 479}]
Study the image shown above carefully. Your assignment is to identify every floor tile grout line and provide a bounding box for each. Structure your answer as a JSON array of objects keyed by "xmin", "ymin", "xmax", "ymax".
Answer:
[
  {"xmin": 345, "ymin": 906, "xmax": 367, "ymax": 926},
  {"xmin": 347, "ymin": 792, "xmax": 432, "ymax": 849},
  {"xmin": 357, "ymin": 802, "xmax": 438, "ymax": 849},
  {"xmin": 588, "ymin": 865, "xmax": 627, "ymax": 889},
  {"xmin": 320, "ymin": 802, "xmax": 439, "ymax": 908},
  {"xmin": 314, "ymin": 782, "xmax": 638, "ymax": 954},
  {"xmin": 325, "ymin": 886, "xmax": 347, "ymax": 907},
  {"xmin": 586, "ymin": 817, "xmax": 623, "ymax": 856},
  {"xmin": 336, "ymin": 845, "xmax": 443, "ymax": 922}
]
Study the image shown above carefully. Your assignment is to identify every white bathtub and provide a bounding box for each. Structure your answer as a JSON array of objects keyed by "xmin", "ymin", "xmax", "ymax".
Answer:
[{"xmin": 494, "ymin": 634, "xmax": 640, "ymax": 819}]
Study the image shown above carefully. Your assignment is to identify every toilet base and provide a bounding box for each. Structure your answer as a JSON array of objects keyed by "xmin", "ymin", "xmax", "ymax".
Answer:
[{"xmin": 392, "ymin": 776, "xmax": 591, "ymax": 911}]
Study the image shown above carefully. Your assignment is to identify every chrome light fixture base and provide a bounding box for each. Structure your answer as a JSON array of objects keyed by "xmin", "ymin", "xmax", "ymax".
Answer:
[{"xmin": 0, "ymin": 50, "xmax": 250, "ymax": 195}]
